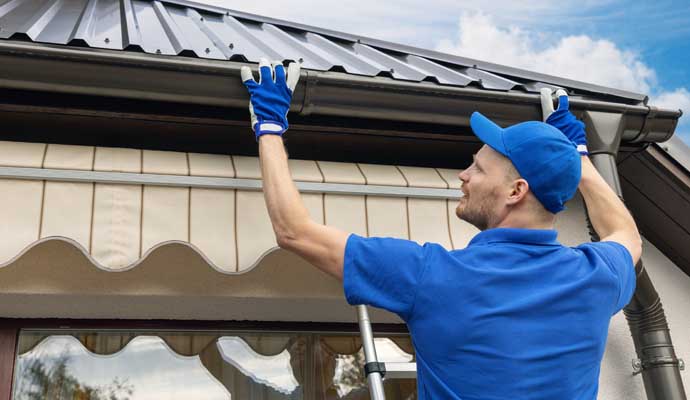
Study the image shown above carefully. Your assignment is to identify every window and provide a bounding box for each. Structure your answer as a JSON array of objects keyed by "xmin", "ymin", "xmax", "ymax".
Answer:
[{"xmin": 12, "ymin": 330, "xmax": 416, "ymax": 399}]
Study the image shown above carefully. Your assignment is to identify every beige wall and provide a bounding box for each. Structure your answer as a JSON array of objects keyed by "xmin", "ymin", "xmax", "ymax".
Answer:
[
  {"xmin": 597, "ymin": 237, "xmax": 690, "ymax": 399},
  {"xmin": 556, "ymin": 194, "xmax": 690, "ymax": 399}
]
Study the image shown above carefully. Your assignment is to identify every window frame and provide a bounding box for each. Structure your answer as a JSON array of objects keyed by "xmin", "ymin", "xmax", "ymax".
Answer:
[{"xmin": 0, "ymin": 318, "xmax": 409, "ymax": 400}]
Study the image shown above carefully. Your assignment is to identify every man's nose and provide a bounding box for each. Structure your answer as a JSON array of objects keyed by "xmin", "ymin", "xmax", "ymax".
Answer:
[{"xmin": 458, "ymin": 169, "xmax": 468, "ymax": 184}]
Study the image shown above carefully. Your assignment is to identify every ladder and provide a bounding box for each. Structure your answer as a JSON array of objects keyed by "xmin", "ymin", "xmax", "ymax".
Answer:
[{"xmin": 356, "ymin": 305, "xmax": 417, "ymax": 400}]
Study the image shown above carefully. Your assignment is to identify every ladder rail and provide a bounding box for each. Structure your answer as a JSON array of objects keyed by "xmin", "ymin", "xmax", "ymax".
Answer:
[
  {"xmin": 357, "ymin": 305, "xmax": 418, "ymax": 400},
  {"xmin": 357, "ymin": 305, "xmax": 386, "ymax": 399}
]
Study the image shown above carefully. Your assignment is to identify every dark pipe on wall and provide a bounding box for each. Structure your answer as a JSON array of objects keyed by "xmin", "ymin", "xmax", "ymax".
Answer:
[{"xmin": 586, "ymin": 151, "xmax": 686, "ymax": 400}]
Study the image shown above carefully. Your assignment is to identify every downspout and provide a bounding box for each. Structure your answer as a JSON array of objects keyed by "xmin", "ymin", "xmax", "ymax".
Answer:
[{"xmin": 583, "ymin": 110, "xmax": 686, "ymax": 400}]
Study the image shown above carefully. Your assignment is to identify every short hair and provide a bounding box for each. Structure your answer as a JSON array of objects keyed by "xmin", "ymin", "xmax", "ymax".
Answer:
[
  {"xmin": 504, "ymin": 160, "xmax": 555, "ymax": 219},
  {"xmin": 504, "ymin": 161, "xmax": 521, "ymax": 183}
]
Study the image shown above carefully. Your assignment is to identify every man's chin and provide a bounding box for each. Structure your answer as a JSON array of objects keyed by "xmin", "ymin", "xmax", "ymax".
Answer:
[
  {"xmin": 456, "ymin": 205, "xmax": 487, "ymax": 230},
  {"xmin": 455, "ymin": 204, "xmax": 467, "ymax": 222}
]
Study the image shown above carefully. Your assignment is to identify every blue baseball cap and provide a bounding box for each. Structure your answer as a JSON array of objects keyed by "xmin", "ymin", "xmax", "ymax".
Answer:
[{"xmin": 469, "ymin": 112, "xmax": 581, "ymax": 213}]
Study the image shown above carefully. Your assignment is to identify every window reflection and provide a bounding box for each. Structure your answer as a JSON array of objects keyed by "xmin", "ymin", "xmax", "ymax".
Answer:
[
  {"xmin": 332, "ymin": 338, "xmax": 414, "ymax": 398},
  {"xmin": 12, "ymin": 330, "xmax": 416, "ymax": 400},
  {"xmin": 216, "ymin": 336, "xmax": 299, "ymax": 395},
  {"xmin": 13, "ymin": 335, "xmax": 230, "ymax": 400}
]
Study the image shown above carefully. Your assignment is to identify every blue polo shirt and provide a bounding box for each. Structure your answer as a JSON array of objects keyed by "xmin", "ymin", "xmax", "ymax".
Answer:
[{"xmin": 343, "ymin": 228, "xmax": 636, "ymax": 400}]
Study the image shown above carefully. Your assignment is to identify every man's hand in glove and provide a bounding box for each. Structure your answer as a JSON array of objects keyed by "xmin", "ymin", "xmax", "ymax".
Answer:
[
  {"xmin": 241, "ymin": 58, "xmax": 300, "ymax": 140},
  {"xmin": 540, "ymin": 88, "xmax": 588, "ymax": 155},
  {"xmin": 238, "ymin": 57, "xmax": 349, "ymax": 281}
]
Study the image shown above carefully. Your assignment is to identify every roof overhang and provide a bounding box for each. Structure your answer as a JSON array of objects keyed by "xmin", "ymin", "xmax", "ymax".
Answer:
[
  {"xmin": 0, "ymin": 39, "xmax": 681, "ymax": 148},
  {"xmin": 619, "ymin": 140, "xmax": 690, "ymax": 276}
]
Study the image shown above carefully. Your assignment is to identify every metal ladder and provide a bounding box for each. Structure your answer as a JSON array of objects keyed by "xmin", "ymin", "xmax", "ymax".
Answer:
[{"xmin": 357, "ymin": 305, "xmax": 417, "ymax": 400}]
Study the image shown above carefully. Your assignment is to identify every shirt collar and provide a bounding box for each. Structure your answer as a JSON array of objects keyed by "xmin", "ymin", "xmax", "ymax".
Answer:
[{"xmin": 468, "ymin": 227, "xmax": 560, "ymax": 247}]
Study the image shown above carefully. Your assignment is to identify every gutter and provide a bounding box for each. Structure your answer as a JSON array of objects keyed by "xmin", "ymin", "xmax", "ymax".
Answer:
[{"xmin": 0, "ymin": 40, "xmax": 681, "ymax": 145}]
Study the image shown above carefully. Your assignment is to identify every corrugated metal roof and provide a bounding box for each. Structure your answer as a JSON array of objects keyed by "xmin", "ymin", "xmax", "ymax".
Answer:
[{"xmin": 0, "ymin": 0, "xmax": 646, "ymax": 103}]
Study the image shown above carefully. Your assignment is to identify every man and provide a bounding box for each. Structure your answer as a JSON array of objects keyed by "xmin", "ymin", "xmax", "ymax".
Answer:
[{"xmin": 241, "ymin": 59, "xmax": 638, "ymax": 399}]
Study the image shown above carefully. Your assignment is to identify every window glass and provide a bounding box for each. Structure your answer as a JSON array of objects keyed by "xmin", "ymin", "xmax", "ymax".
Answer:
[{"xmin": 12, "ymin": 330, "xmax": 416, "ymax": 399}]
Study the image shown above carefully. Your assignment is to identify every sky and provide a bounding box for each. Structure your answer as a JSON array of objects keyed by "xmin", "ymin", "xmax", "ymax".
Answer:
[{"xmin": 197, "ymin": 0, "xmax": 690, "ymax": 145}]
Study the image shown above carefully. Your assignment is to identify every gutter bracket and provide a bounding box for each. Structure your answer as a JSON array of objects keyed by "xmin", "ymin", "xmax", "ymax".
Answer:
[
  {"xmin": 583, "ymin": 111, "xmax": 625, "ymax": 156},
  {"xmin": 632, "ymin": 357, "xmax": 686, "ymax": 376}
]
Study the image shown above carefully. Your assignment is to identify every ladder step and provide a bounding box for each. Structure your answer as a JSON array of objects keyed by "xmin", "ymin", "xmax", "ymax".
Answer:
[{"xmin": 383, "ymin": 362, "xmax": 417, "ymax": 379}]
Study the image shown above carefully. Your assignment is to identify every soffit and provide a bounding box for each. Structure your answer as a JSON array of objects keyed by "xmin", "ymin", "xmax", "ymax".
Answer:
[{"xmin": 618, "ymin": 144, "xmax": 690, "ymax": 277}]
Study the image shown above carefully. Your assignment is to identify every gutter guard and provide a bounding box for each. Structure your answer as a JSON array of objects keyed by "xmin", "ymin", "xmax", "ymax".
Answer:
[{"xmin": 0, "ymin": 40, "xmax": 681, "ymax": 145}]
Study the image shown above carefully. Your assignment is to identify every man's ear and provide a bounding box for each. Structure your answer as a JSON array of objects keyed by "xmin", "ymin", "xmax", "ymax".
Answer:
[{"xmin": 507, "ymin": 179, "xmax": 530, "ymax": 205}]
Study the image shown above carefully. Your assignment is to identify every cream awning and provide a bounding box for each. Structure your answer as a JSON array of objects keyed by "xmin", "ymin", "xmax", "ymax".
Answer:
[
  {"xmin": 0, "ymin": 140, "xmax": 480, "ymax": 321},
  {"xmin": 0, "ymin": 141, "xmax": 478, "ymax": 272}
]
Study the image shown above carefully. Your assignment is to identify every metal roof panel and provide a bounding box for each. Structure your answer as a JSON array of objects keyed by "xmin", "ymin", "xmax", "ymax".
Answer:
[
  {"xmin": 302, "ymin": 33, "xmax": 380, "ymax": 75},
  {"xmin": 29, "ymin": 0, "xmax": 83, "ymax": 43},
  {"xmin": 216, "ymin": 14, "xmax": 280, "ymax": 61},
  {"xmin": 460, "ymin": 67, "xmax": 520, "ymax": 91},
  {"xmin": 153, "ymin": 0, "xmax": 649, "ymax": 102},
  {"xmin": 74, "ymin": 0, "xmax": 125, "ymax": 50},
  {"xmin": 405, "ymin": 55, "xmax": 476, "ymax": 86},
  {"xmin": 0, "ymin": 0, "xmax": 652, "ymax": 103}
]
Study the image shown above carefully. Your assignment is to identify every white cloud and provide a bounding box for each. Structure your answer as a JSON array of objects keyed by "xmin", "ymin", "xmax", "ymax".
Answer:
[
  {"xmin": 436, "ymin": 12, "xmax": 689, "ymax": 142},
  {"xmin": 436, "ymin": 12, "xmax": 656, "ymax": 93},
  {"xmin": 196, "ymin": 0, "xmax": 617, "ymax": 49},
  {"xmin": 652, "ymin": 89, "xmax": 690, "ymax": 143},
  {"xmin": 653, "ymin": 88, "xmax": 690, "ymax": 113}
]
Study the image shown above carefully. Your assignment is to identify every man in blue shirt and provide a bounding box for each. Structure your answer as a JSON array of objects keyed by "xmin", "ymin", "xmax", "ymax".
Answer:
[{"xmin": 241, "ymin": 60, "xmax": 639, "ymax": 399}]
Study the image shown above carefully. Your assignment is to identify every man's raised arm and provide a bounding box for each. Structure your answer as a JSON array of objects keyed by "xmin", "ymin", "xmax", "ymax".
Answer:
[
  {"xmin": 241, "ymin": 59, "xmax": 349, "ymax": 280},
  {"xmin": 541, "ymin": 89, "xmax": 642, "ymax": 265},
  {"xmin": 578, "ymin": 156, "xmax": 642, "ymax": 264}
]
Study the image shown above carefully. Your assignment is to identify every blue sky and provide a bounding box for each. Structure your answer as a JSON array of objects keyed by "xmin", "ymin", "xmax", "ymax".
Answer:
[{"xmin": 200, "ymin": 0, "xmax": 690, "ymax": 145}]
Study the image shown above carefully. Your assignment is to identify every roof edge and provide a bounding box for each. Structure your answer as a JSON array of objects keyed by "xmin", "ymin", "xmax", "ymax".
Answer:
[
  {"xmin": 157, "ymin": 0, "xmax": 648, "ymax": 103},
  {"xmin": 0, "ymin": 39, "xmax": 679, "ymax": 145},
  {"xmin": 657, "ymin": 136, "xmax": 690, "ymax": 176}
]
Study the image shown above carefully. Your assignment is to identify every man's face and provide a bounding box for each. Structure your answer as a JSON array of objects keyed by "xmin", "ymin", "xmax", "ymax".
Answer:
[{"xmin": 456, "ymin": 145, "xmax": 510, "ymax": 230}]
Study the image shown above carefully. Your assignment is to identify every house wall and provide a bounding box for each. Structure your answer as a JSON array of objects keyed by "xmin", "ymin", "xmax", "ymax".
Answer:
[
  {"xmin": 0, "ymin": 143, "xmax": 687, "ymax": 397},
  {"xmin": 598, "ymin": 237, "xmax": 690, "ymax": 399},
  {"xmin": 556, "ymin": 193, "xmax": 689, "ymax": 399}
]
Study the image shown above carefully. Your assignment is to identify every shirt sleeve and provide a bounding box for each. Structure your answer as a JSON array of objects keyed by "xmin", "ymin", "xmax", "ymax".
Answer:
[
  {"xmin": 581, "ymin": 241, "xmax": 636, "ymax": 313},
  {"xmin": 343, "ymin": 233, "xmax": 430, "ymax": 320}
]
